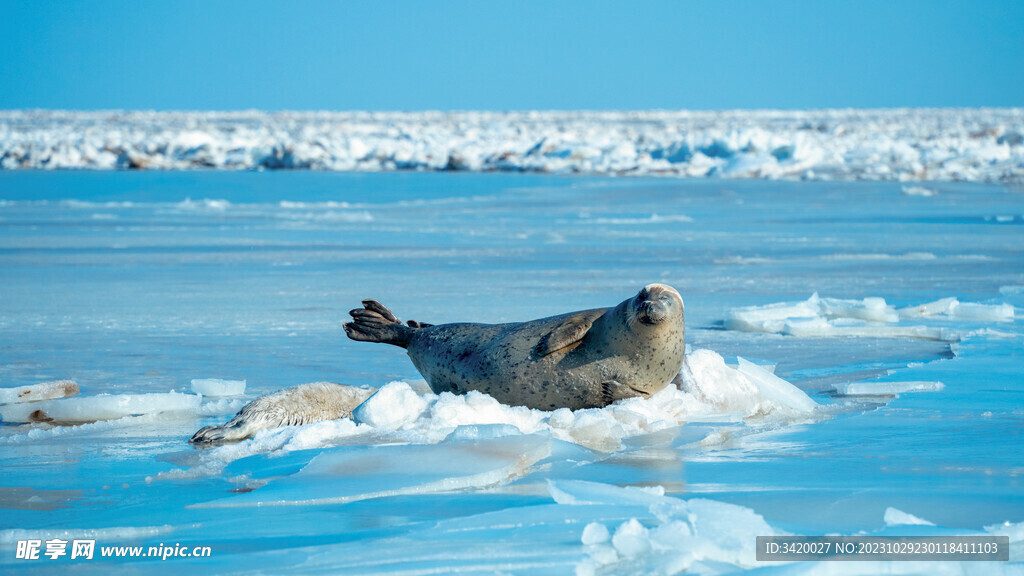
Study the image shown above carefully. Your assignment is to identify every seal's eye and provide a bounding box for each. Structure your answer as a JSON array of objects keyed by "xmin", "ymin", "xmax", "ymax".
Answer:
[{"xmin": 658, "ymin": 294, "xmax": 670, "ymax": 303}]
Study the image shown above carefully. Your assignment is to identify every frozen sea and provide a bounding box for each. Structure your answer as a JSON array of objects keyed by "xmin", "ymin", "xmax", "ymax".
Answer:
[{"xmin": 0, "ymin": 171, "xmax": 1022, "ymax": 574}]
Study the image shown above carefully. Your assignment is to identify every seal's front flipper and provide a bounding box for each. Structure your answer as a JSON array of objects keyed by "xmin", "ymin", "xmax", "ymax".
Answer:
[
  {"xmin": 600, "ymin": 380, "xmax": 645, "ymax": 405},
  {"xmin": 534, "ymin": 311, "xmax": 603, "ymax": 356},
  {"xmin": 344, "ymin": 299, "xmax": 416, "ymax": 348}
]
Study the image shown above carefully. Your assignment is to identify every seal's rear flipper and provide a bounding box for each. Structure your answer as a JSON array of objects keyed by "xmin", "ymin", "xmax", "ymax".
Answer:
[
  {"xmin": 344, "ymin": 299, "xmax": 416, "ymax": 348},
  {"xmin": 190, "ymin": 423, "xmax": 247, "ymax": 445}
]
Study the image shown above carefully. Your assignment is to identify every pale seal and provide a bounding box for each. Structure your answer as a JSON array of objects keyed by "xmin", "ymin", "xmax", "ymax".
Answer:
[
  {"xmin": 190, "ymin": 382, "xmax": 375, "ymax": 444},
  {"xmin": 344, "ymin": 283, "xmax": 685, "ymax": 411}
]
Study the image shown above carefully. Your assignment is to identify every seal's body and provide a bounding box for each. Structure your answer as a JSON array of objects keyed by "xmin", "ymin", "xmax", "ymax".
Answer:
[{"xmin": 344, "ymin": 284, "xmax": 685, "ymax": 411}]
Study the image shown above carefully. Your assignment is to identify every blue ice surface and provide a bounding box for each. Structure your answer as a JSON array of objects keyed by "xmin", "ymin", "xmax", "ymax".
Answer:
[{"xmin": 0, "ymin": 171, "xmax": 1021, "ymax": 573}]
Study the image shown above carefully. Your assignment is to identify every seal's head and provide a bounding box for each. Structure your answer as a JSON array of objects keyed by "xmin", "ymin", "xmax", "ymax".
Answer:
[{"xmin": 629, "ymin": 283, "xmax": 684, "ymax": 329}]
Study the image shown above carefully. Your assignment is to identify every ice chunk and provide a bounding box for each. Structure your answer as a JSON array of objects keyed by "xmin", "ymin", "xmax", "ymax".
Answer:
[
  {"xmin": 195, "ymin": 433, "xmax": 551, "ymax": 508},
  {"xmin": 902, "ymin": 185, "xmax": 938, "ymax": 196},
  {"xmin": 728, "ymin": 294, "xmax": 1009, "ymax": 341},
  {"xmin": 898, "ymin": 297, "xmax": 960, "ymax": 318},
  {"xmin": 611, "ymin": 519, "xmax": 652, "ymax": 557},
  {"xmin": 819, "ymin": 296, "xmax": 898, "ymax": 323},
  {"xmin": 581, "ymin": 522, "xmax": 611, "ymax": 545},
  {"xmin": 952, "ymin": 302, "xmax": 1014, "ymax": 322},
  {"xmin": 560, "ymin": 409, "xmax": 628, "ymax": 452},
  {"xmin": 735, "ymin": 357, "xmax": 817, "ymax": 414},
  {"xmin": 0, "ymin": 380, "xmax": 78, "ymax": 404},
  {"xmin": 176, "ymin": 197, "xmax": 230, "ymax": 211},
  {"xmin": 351, "ymin": 381, "xmax": 427, "ymax": 429},
  {"xmin": 0, "ymin": 392, "xmax": 201, "ymax": 423},
  {"xmin": 782, "ymin": 317, "xmax": 954, "ymax": 341},
  {"xmin": 680, "ymin": 349, "xmax": 760, "ymax": 415},
  {"xmin": 548, "ymin": 479, "xmax": 669, "ymax": 507},
  {"xmin": 197, "ymin": 398, "xmax": 248, "ymax": 416},
  {"xmin": 724, "ymin": 293, "xmax": 820, "ymax": 333},
  {"xmin": 884, "ymin": 507, "xmax": 936, "ymax": 526},
  {"xmin": 899, "ymin": 298, "xmax": 1014, "ymax": 322},
  {"xmin": 190, "ymin": 378, "xmax": 246, "ymax": 397},
  {"xmin": 835, "ymin": 381, "xmax": 945, "ymax": 396}
]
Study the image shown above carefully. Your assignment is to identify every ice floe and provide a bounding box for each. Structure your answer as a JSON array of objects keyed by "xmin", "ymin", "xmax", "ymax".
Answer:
[
  {"xmin": 898, "ymin": 298, "xmax": 1015, "ymax": 322},
  {"xmin": 725, "ymin": 293, "xmax": 1015, "ymax": 341},
  {"xmin": 2, "ymin": 108, "xmax": 1022, "ymax": 182},
  {"xmin": 834, "ymin": 381, "xmax": 945, "ymax": 396},
  {"xmin": 901, "ymin": 185, "xmax": 939, "ymax": 196},
  {"xmin": 0, "ymin": 379, "xmax": 78, "ymax": 404},
  {"xmin": 190, "ymin": 378, "xmax": 246, "ymax": 397},
  {"xmin": 0, "ymin": 392, "xmax": 201, "ymax": 423}
]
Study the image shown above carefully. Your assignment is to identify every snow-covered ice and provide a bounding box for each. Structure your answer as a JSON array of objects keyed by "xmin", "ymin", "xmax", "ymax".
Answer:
[{"xmin": 2, "ymin": 108, "xmax": 1023, "ymax": 182}]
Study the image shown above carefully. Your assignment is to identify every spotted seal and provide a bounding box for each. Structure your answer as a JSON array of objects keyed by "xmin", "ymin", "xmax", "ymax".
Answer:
[{"xmin": 344, "ymin": 284, "xmax": 685, "ymax": 411}]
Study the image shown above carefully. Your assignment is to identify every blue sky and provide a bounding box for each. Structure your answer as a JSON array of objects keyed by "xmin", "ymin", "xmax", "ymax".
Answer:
[{"xmin": 1, "ymin": 1, "xmax": 1021, "ymax": 111}]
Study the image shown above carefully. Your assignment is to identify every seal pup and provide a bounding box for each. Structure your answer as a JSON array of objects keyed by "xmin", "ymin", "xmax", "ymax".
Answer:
[
  {"xmin": 190, "ymin": 382, "xmax": 375, "ymax": 444},
  {"xmin": 344, "ymin": 283, "xmax": 685, "ymax": 411}
]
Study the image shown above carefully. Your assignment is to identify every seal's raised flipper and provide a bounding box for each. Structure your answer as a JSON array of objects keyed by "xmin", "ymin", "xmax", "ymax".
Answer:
[
  {"xmin": 344, "ymin": 299, "xmax": 416, "ymax": 348},
  {"xmin": 533, "ymin": 311, "xmax": 602, "ymax": 357}
]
